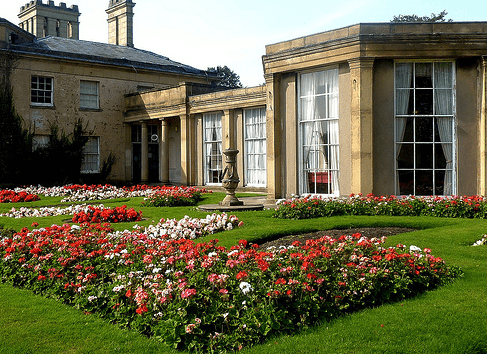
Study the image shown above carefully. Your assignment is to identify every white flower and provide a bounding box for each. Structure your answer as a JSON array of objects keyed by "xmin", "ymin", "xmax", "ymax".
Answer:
[
  {"xmin": 410, "ymin": 245, "xmax": 422, "ymax": 253},
  {"xmin": 239, "ymin": 281, "xmax": 253, "ymax": 295}
]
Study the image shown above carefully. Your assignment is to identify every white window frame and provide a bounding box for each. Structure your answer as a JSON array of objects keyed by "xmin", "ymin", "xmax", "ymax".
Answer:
[
  {"xmin": 394, "ymin": 60, "xmax": 456, "ymax": 196},
  {"xmin": 298, "ymin": 67, "xmax": 340, "ymax": 196},
  {"xmin": 244, "ymin": 107, "xmax": 266, "ymax": 187},
  {"xmin": 203, "ymin": 112, "xmax": 223, "ymax": 185},
  {"xmin": 81, "ymin": 136, "xmax": 100, "ymax": 174},
  {"xmin": 31, "ymin": 76, "xmax": 53, "ymax": 106},
  {"xmin": 80, "ymin": 80, "xmax": 100, "ymax": 109}
]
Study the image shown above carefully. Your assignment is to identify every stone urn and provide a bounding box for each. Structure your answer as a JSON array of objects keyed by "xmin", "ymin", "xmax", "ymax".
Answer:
[{"xmin": 219, "ymin": 148, "xmax": 244, "ymax": 206}]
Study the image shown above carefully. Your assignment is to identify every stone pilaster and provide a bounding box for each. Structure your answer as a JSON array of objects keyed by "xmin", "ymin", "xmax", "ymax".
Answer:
[
  {"xmin": 479, "ymin": 56, "xmax": 487, "ymax": 195},
  {"xmin": 160, "ymin": 119, "xmax": 170, "ymax": 184},
  {"xmin": 180, "ymin": 114, "xmax": 189, "ymax": 185},
  {"xmin": 348, "ymin": 57, "xmax": 375, "ymax": 195},
  {"xmin": 265, "ymin": 73, "xmax": 282, "ymax": 200},
  {"xmin": 141, "ymin": 121, "xmax": 149, "ymax": 182}
]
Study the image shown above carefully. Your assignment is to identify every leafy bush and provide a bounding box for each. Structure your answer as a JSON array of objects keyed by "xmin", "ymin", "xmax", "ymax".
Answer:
[{"xmin": 274, "ymin": 194, "xmax": 487, "ymax": 219}]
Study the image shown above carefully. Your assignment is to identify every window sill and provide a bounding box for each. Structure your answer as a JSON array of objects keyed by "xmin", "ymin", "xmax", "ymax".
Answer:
[
  {"xmin": 79, "ymin": 108, "xmax": 102, "ymax": 112},
  {"xmin": 30, "ymin": 104, "xmax": 55, "ymax": 109}
]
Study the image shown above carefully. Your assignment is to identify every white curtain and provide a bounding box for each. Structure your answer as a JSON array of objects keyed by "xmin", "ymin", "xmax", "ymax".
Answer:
[
  {"xmin": 395, "ymin": 63, "xmax": 413, "ymax": 194},
  {"xmin": 301, "ymin": 72, "xmax": 317, "ymax": 193},
  {"xmin": 244, "ymin": 108, "xmax": 266, "ymax": 186},
  {"xmin": 329, "ymin": 119, "xmax": 339, "ymax": 194},
  {"xmin": 434, "ymin": 63, "xmax": 453, "ymax": 195},
  {"xmin": 204, "ymin": 113, "xmax": 222, "ymax": 184},
  {"xmin": 300, "ymin": 69, "xmax": 339, "ymax": 195}
]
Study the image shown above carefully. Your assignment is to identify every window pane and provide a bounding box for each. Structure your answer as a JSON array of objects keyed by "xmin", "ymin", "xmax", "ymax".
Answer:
[
  {"xmin": 397, "ymin": 143, "xmax": 414, "ymax": 169},
  {"xmin": 415, "ymin": 170, "xmax": 433, "ymax": 195},
  {"xmin": 398, "ymin": 170, "xmax": 414, "ymax": 195},
  {"xmin": 396, "ymin": 117, "xmax": 413, "ymax": 142},
  {"xmin": 395, "ymin": 63, "xmax": 413, "ymax": 88},
  {"xmin": 415, "ymin": 89, "xmax": 433, "ymax": 115},
  {"xmin": 416, "ymin": 144, "xmax": 433, "ymax": 169},
  {"xmin": 434, "ymin": 62, "xmax": 452, "ymax": 88},
  {"xmin": 415, "ymin": 63, "xmax": 433, "ymax": 88},
  {"xmin": 435, "ymin": 170, "xmax": 446, "ymax": 195},
  {"xmin": 415, "ymin": 118, "xmax": 433, "ymax": 142}
]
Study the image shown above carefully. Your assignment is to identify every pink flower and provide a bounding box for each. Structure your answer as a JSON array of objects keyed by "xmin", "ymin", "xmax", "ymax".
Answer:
[{"xmin": 181, "ymin": 288, "xmax": 197, "ymax": 299}]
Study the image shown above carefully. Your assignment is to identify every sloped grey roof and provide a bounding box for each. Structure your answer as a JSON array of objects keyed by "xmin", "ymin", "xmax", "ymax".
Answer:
[{"xmin": 9, "ymin": 36, "xmax": 212, "ymax": 78}]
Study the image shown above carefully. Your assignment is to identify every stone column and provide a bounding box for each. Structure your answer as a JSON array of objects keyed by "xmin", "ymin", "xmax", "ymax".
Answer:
[
  {"xmin": 180, "ymin": 114, "xmax": 189, "ymax": 185},
  {"xmin": 348, "ymin": 57, "xmax": 375, "ymax": 195},
  {"xmin": 160, "ymin": 119, "xmax": 170, "ymax": 184},
  {"xmin": 58, "ymin": 20, "xmax": 68, "ymax": 38},
  {"xmin": 265, "ymin": 73, "xmax": 282, "ymax": 200},
  {"xmin": 222, "ymin": 109, "xmax": 235, "ymax": 150},
  {"xmin": 33, "ymin": 15, "xmax": 43, "ymax": 37},
  {"xmin": 480, "ymin": 56, "xmax": 487, "ymax": 195},
  {"xmin": 141, "ymin": 121, "xmax": 149, "ymax": 183}
]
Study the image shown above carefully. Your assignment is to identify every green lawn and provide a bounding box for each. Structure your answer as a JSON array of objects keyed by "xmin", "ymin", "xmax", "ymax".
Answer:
[{"xmin": 1, "ymin": 193, "xmax": 486, "ymax": 353}]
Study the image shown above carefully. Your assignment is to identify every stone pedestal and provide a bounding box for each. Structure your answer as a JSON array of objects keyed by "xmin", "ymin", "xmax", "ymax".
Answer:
[{"xmin": 220, "ymin": 148, "xmax": 244, "ymax": 206}]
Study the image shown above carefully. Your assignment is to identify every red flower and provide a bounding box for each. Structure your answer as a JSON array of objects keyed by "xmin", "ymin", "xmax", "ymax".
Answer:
[
  {"xmin": 236, "ymin": 271, "xmax": 248, "ymax": 280},
  {"xmin": 136, "ymin": 304, "xmax": 148, "ymax": 314}
]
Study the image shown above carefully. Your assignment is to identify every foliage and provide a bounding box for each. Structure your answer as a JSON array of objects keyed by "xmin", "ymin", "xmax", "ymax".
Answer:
[
  {"xmin": 391, "ymin": 10, "xmax": 452, "ymax": 23},
  {"xmin": 207, "ymin": 65, "xmax": 243, "ymax": 88},
  {"xmin": 274, "ymin": 194, "xmax": 487, "ymax": 220},
  {"xmin": 31, "ymin": 120, "xmax": 89, "ymax": 185},
  {"xmin": 0, "ymin": 79, "xmax": 33, "ymax": 185},
  {"xmin": 143, "ymin": 187, "xmax": 206, "ymax": 207},
  {"xmin": 0, "ymin": 219, "xmax": 460, "ymax": 353}
]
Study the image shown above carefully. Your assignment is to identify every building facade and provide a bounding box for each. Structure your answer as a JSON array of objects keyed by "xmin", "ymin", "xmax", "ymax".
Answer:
[
  {"xmin": 1, "ymin": 1, "xmax": 217, "ymax": 183},
  {"xmin": 2, "ymin": 2, "xmax": 487, "ymax": 201}
]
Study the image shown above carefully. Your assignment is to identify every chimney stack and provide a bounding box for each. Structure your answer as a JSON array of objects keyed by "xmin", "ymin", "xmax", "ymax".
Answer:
[{"xmin": 106, "ymin": 0, "xmax": 135, "ymax": 47}]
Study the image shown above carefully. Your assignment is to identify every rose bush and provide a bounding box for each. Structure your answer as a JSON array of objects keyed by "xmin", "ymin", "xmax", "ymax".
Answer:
[
  {"xmin": 0, "ymin": 219, "xmax": 461, "ymax": 352},
  {"xmin": 274, "ymin": 193, "xmax": 487, "ymax": 219}
]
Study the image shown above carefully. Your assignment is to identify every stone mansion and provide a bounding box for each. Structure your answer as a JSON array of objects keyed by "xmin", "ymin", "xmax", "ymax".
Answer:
[{"xmin": 2, "ymin": 0, "xmax": 487, "ymax": 201}]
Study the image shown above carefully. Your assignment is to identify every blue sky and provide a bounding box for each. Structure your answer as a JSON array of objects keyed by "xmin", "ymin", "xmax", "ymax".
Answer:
[{"xmin": 3, "ymin": 0, "xmax": 487, "ymax": 86}]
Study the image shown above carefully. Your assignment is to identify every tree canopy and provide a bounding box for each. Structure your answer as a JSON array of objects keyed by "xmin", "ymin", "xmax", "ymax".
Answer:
[
  {"xmin": 207, "ymin": 66, "xmax": 242, "ymax": 89},
  {"xmin": 391, "ymin": 10, "xmax": 452, "ymax": 23}
]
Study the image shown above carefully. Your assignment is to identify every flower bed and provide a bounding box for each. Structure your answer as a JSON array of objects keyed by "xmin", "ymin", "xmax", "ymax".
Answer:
[
  {"xmin": 143, "ymin": 187, "xmax": 204, "ymax": 207},
  {"xmin": 274, "ymin": 194, "xmax": 487, "ymax": 219},
  {"xmin": 72, "ymin": 205, "xmax": 142, "ymax": 223},
  {"xmin": 15, "ymin": 184, "xmax": 211, "ymax": 203},
  {"xmin": 0, "ymin": 220, "xmax": 460, "ymax": 352},
  {"xmin": 0, "ymin": 190, "xmax": 40, "ymax": 203}
]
